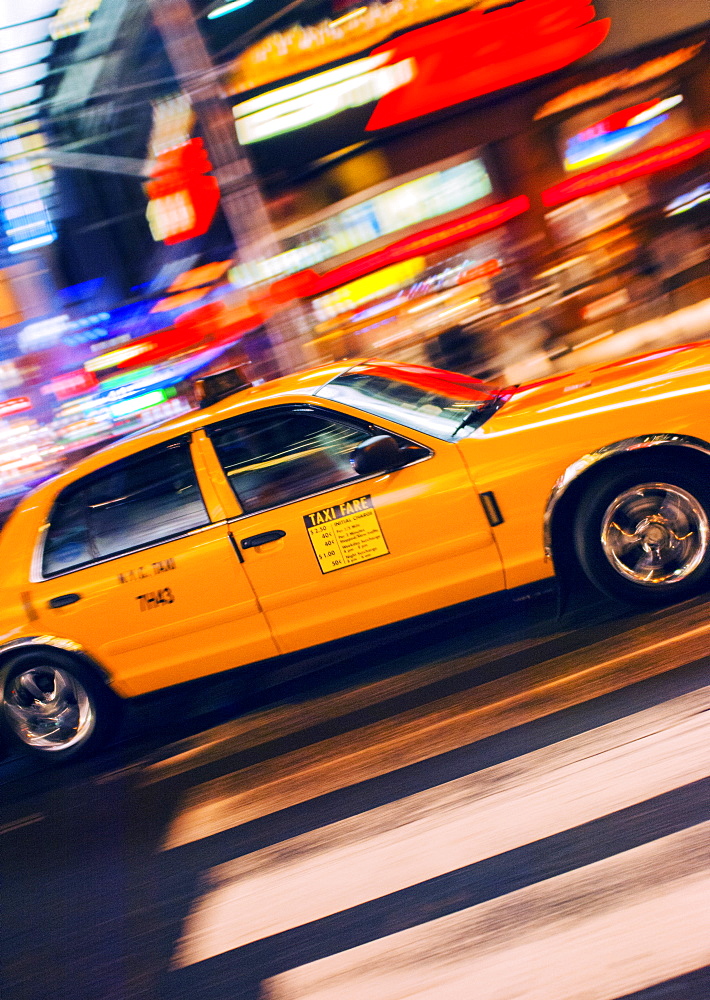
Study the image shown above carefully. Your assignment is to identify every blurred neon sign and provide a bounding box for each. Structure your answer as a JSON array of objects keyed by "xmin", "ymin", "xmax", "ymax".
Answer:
[
  {"xmin": 665, "ymin": 183, "xmax": 710, "ymax": 216},
  {"xmin": 294, "ymin": 195, "xmax": 530, "ymax": 297},
  {"xmin": 45, "ymin": 370, "xmax": 98, "ymax": 400},
  {"xmin": 564, "ymin": 96, "xmax": 683, "ymax": 171},
  {"xmin": 0, "ymin": 397, "xmax": 32, "ymax": 417},
  {"xmin": 366, "ymin": 0, "xmax": 610, "ymax": 130},
  {"xmin": 535, "ymin": 44, "xmax": 704, "ymax": 119},
  {"xmin": 110, "ymin": 389, "xmax": 175, "ymax": 419},
  {"xmin": 85, "ymin": 342, "xmax": 153, "ymax": 372},
  {"xmin": 234, "ymin": 54, "xmax": 415, "ymax": 143},
  {"xmin": 543, "ymin": 130, "xmax": 710, "ymax": 207},
  {"xmin": 145, "ymin": 139, "xmax": 220, "ymax": 245},
  {"xmin": 312, "ymin": 257, "xmax": 426, "ymax": 322},
  {"xmin": 230, "ymin": 157, "xmax": 492, "ymax": 288}
]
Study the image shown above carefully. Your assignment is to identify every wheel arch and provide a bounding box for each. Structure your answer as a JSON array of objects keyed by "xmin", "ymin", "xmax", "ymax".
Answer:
[
  {"xmin": 544, "ymin": 434, "xmax": 710, "ymax": 589},
  {"xmin": 0, "ymin": 636, "xmax": 111, "ymax": 686}
]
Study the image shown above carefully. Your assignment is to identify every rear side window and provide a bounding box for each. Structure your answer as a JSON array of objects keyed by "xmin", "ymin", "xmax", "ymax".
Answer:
[{"xmin": 42, "ymin": 439, "xmax": 208, "ymax": 576}]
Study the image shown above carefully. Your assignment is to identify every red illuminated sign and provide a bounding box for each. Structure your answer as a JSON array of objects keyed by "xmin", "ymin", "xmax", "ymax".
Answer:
[
  {"xmin": 294, "ymin": 196, "xmax": 530, "ymax": 297},
  {"xmin": 103, "ymin": 302, "xmax": 257, "ymax": 372},
  {"xmin": 145, "ymin": 139, "xmax": 220, "ymax": 245},
  {"xmin": 0, "ymin": 396, "xmax": 32, "ymax": 417},
  {"xmin": 543, "ymin": 129, "xmax": 710, "ymax": 207},
  {"xmin": 45, "ymin": 370, "xmax": 98, "ymax": 400},
  {"xmin": 366, "ymin": 0, "xmax": 610, "ymax": 131}
]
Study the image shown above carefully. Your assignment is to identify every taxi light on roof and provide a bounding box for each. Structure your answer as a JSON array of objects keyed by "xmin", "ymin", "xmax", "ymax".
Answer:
[{"xmin": 195, "ymin": 368, "xmax": 251, "ymax": 408}]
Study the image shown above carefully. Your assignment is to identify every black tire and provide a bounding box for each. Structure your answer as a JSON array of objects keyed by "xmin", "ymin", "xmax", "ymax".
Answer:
[
  {"xmin": 0, "ymin": 649, "xmax": 122, "ymax": 763},
  {"xmin": 573, "ymin": 460, "xmax": 710, "ymax": 605}
]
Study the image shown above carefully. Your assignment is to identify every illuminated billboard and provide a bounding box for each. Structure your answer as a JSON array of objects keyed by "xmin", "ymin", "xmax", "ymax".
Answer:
[
  {"xmin": 234, "ymin": 54, "xmax": 415, "ymax": 144},
  {"xmin": 365, "ymin": 0, "xmax": 610, "ymax": 131},
  {"xmin": 543, "ymin": 129, "xmax": 710, "ymax": 207},
  {"xmin": 230, "ymin": 0, "xmax": 478, "ymax": 94},
  {"xmin": 563, "ymin": 95, "xmax": 685, "ymax": 172},
  {"xmin": 230, "ymin": 156, "xmax": 494, "ymax": 288}
]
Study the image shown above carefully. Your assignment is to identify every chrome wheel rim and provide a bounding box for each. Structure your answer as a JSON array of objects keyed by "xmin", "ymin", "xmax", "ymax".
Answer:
[
  {"xmin": 3, "ymin": 665, "xmax": 94, "ymax": 751},
  {"xmin": 601, "ymin": 482, "xmax": 709, "ymax": 586}
]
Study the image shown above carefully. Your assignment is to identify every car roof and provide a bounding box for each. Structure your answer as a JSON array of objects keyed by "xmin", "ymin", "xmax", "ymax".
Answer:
[{"xmin": 23, "ymin": 361, "xmax": 355, "ymax": 507}]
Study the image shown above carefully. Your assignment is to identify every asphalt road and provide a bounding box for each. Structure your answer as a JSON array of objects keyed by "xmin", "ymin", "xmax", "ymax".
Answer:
[{"xmin": 1, "ymin": 587, "xmax": 709, "ymax": 1000}]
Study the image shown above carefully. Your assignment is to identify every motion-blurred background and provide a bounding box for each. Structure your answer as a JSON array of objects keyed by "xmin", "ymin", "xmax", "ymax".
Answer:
[{"xmin": 1, "ymin": 0, "xmax": 709, "ymax": 517}]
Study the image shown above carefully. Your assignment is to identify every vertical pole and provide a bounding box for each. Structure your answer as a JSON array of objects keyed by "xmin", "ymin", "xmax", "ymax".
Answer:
[{"xmin": 148, "ymin": 0, "xmax": 309, "ymax": 373}]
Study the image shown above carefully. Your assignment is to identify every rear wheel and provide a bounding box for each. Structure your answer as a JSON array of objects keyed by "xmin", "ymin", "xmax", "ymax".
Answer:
[
  {"xmin": 0, "ymin": 649, "xmax": 121, "ymax": 763},
  {"xmin": 573, "ymin": 463, "xmax": 710, "ymax": 604}
]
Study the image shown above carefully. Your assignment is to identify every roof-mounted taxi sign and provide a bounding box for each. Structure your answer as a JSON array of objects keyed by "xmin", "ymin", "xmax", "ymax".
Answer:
[{"xmin": 195, "ymin": 367, "xmax": 251, "ymax": 408}]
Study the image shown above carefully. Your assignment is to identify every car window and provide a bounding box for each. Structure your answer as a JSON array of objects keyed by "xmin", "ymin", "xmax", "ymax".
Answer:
[
  {"xmin": 42, "ymin": 439, "xmax": 208, "ymax": 576},
  {"xmin": 317, "ymin": 363, "xmax": 504, "ymax": 440},
  {"xmin": 208, "ymin": 408, "xmax": 372, "ymax": 514}
]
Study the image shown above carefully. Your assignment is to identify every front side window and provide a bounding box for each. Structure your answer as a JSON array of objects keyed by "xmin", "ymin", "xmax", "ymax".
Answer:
[
  {"xmin": 208, "ymin": 408, "xmax": 372, "ymax": 514},
  {"xmin": 42, "ymin": 439, "xmax": 208, "ymax": 576}
]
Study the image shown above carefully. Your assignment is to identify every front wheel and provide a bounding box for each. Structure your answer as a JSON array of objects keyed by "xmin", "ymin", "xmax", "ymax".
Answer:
[
  {"xmin": 573, "ymin": 464, "xmax": 710, "ymax": 604},
  {"xmin": 0, "ymin": 649, "xmax": 122, "ymax": 763}
]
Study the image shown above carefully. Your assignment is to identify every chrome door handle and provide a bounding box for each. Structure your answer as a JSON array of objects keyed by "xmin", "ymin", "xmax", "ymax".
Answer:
[
  {"xmin": 241, "ymin": 530, "xmax": 286, "ymax": 549},
  {"xmin": 48, "ymin": 593, "xmax": 81, "ymax": 609}
]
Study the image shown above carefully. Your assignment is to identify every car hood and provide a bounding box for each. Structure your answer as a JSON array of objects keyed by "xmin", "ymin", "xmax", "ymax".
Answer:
[{"xmin": 481, "ymin": 341, "xmax": 710, "ymax": 434}]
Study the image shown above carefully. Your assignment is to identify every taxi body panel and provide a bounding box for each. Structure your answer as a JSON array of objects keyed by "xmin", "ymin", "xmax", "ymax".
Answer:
[
  {"xmin": 2, "ymin": 344, "xmax": 710, "ymax": 705},
  {"xmin": 212, "ymin": 438, "xmax": 504, "ymax": 657},
  {"xmin": 458, "ymin": 342, "xmax": 710, "ymax": 589}
]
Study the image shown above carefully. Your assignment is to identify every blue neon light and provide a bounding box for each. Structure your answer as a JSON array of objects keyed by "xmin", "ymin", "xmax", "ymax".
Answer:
[{"xmin": 565, "ymin": 116, "xmax": 668, "ymax": 171}]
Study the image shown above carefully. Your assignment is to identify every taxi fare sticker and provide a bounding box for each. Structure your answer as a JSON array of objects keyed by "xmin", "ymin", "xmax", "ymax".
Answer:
[{"xmin": 304, "ymin": 494, "xmax": 389, "ymax": 574}]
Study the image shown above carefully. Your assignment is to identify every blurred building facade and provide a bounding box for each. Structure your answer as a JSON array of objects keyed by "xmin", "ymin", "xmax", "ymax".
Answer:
[
  {"xmin": 0, "ymin": 0, "xmax": 709, "ymax": 507},
  {"xmin": 220, "ymin": 0, "xmax": 710, "ymax": 377}
]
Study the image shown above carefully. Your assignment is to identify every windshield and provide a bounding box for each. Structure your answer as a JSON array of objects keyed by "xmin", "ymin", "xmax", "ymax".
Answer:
[{"xmin": 316, "ymin": 363, "xmax": 505, "ymax": 440}]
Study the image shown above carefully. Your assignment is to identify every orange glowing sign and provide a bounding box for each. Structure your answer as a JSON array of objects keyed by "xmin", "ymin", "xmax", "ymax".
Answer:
[
  {"xmin": 366, "ymin": 0, "xmax": 610, "ymax": 131},
  {"xmin": 535, "ymin": 43, "xmax": 704, "ymax": 120},
  {"xmin": 167, "ymin": 260, "xmax": 232, "ymax": 293},
  {"xmin": 543, "ymin": 130, "xmax": 710, "ymax": 207},
  {"xmin": 297, "ymin": 196, "xmax": 529, "ymax": 296},
  {"xmin": 150, "ymin": 289, "xmax": 209, "ymax": 313}
]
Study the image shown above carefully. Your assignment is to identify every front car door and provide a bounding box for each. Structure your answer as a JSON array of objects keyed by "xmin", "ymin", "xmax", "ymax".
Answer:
[
  {"xmin": 199, "ymin": 396, "xmax": 505, "ymax": 654},
  {"xmin": 28, "ymin": 435, "xmax": 277, "ymax": 697}
]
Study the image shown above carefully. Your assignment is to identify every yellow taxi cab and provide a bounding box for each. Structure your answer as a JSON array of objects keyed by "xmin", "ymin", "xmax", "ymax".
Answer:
[{"xmin": 3, "ymin": 341, "xmax": 710, "ymax": 761}]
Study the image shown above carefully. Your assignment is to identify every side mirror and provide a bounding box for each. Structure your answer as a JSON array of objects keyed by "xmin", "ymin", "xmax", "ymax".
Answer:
[{"xmin": 351, "ymin": 435, "xmax": 405, "ymax": 476}]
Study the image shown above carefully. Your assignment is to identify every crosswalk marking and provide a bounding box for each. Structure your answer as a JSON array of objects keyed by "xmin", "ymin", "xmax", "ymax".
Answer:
[
  {"xmin": 260, "ymin": 823, "xmax": 710, "ymax": 1000},
  {"xmin": 143, "ymin": 624, "xmax": 552, "ymax": 784},
  {"xmin": 171, "ymin": 686, "xmax": 710, "ymax": 968},
  {"xmin": 147, "ymin": 599, "xmax": 710, "ymax": 789},
  {"xmin": 163, "ymin": 618, "xmax": 710, "ymax": 849}
]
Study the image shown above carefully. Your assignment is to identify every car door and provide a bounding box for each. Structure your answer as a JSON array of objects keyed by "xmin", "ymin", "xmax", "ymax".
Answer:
[
  {"xmin": 200, "ymin": 404, "xmax": 505, "ymax": 654},
  {"xmin": 28, "ymin": 435, "xmax": 277, "ymax": 698}
]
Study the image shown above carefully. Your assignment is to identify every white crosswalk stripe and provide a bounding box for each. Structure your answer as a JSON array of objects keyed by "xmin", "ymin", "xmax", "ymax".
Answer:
[
  {"xmin": 261, "ymin": 823, "xmax": 710, "ymax": 1000},
  {"xmin": 161, "ymin": 614, "xmax": 710, "ymax": 850},
  {"xmin": 171, "ymin": 685, "xmax": 710, "ymax": 971}
]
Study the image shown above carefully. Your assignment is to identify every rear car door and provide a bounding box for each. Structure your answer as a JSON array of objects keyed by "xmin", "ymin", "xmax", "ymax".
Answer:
[
  {"xmin": 201, "ymin": 403, "xmax": 504, "ymax": 654},
  {"xmin": 28, "ymin": 435, "xmax": 277, "ymax": 697}
]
